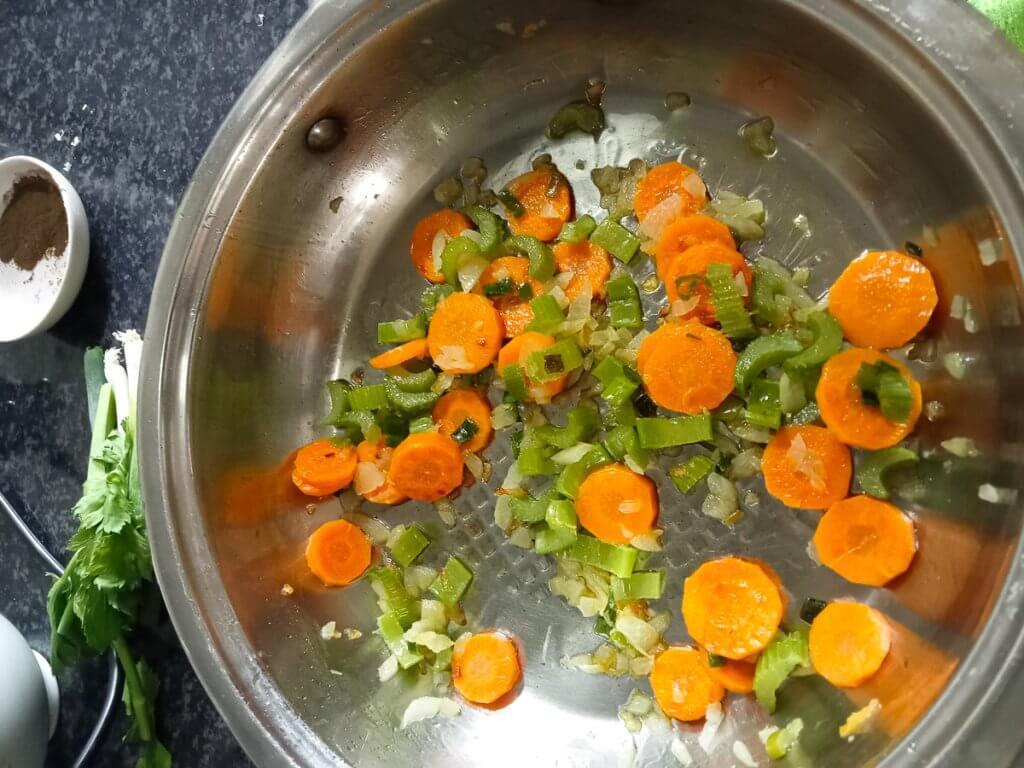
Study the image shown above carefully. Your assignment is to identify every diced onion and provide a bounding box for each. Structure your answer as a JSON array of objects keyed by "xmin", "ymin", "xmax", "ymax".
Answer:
[
  {"xmin": 431, "ymin": 371, "xmax": 456, "ymax": 393},
  {"xmin": 494, "ymin": 495, "xmax": 514, "ymax": 532},
  {"xmin": 671, "ymin": 738, "xmax": 694, "ymax": 766},
  {"xmin": 457, "ymin": 258, "xmax": 487, "ymax": 291},
  {"xmin": 671, "ymin": 296, "xmax": 700, "ymax": 317},
  {"xmin": 378, "ymin": 654, "xmax": 399, "ymax": 682},
  {"xmin": 733, "ymin": 271, "xmax": 749, "ymax": 297},
  {"xmin": 345, "ymin": 511, "xmax": 390, "ymax": 544},
  {"xmin": 638, "ymin": 193, "xmax": 683, "ymax": 241},
  {"xmin": 629, "ymin": 530, "xmax": 663, "ymax": 552},
  {"xmin": 491, "ymin": 402, "xmax": 518, "ymax": 430},
  {"xmin": 943, "ymin": 351, "xmax": 969, "ymax": 380},
  {"xmin": 941, "ymin": 437, "xmax": 979, "ymax": 457},
  {"xmin": 464, "ymin": 451, "xmax": 484, "ymax": 479},
  {"xmin": 320, "ymin": 621, "xmax": 340, "ymax": 640},
  {"xmin": 681, "ymin": 172, "xmax": 707, "ymax": 202},
  {"xmin": 698, "ymin": 702, "xmax": 724, "ymax": 752},
  {"xmin": 459, "ymin": 228, "xmax": 483, "ymax": 245},
  {"xmin": 404, "ymin": 566, "xmax": 438, "ymax": 595},
  {"xmin": 552, "ymin": 442, "xmax": 596, "ymax": 465},
  {"xmin": 787, "ymin": 433, "xmax": 826, "ymax": 490},
  {"xmin": 435, "ymin": 345, "xmax": 472, "ymax": 371},
  {"xmin": 978, "ymin": 238, "xmax": 1001, "ymax": 266},
  {"xmin": 732, "ymin": 741, "xmax": 757, "ymax": 768},
  {"xmin": 549, "ymin": 285, "xmax": 570, "ymax": 309},
  {"xmin": 615, "ymin": 612, "xmax": 660, "ymax": 654},
  {"xmin": 400, "ymin": 696, "xmax": 460, "ymax": 729},
  {"xmin": 950, "ymin": 294, "xmax": 968, "ymax": 320},
  {"xmin": 431, "ymin": 230, "xmax": 449, "ymax": 273},
  {"xmin": 979, "ymin": 483, "xmax": 1018, "ymax": 505},
  {"xmin": 509, "ymin": 526, "xmax": 535, "ymax": 549},
  {"xmin": 404, "ymin": 630, "xmax": 454, "ymax": 653},
  {"xmin": 435, "ymin": 498, "xmax": 457, "ymax": 526},
  {"xmin": 354, "ymin": 462, "xmax": 386, "ymax": 495}
]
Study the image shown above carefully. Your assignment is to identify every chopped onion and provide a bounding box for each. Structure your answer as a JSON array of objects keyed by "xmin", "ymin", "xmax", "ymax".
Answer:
[
  {"xmin": 629, "ymin": 530, "xmax": 663, "ymax": 552},
  {"xmin": 637, "ymin": 193, "xmax": 683, "ymax": 241},
  {"xmin": 732, "ymin": 741, "xmax": 757, "ymax": 768},
  {"xmin": 404, "ymin": 566, "xmax": 438, "ymax": 595},
  {"xmin": 950, "ymin": 294, "xmax": 968, "ymax": 320},
  {"xmin": 320, "ymin": 621, "xmax": 340, "ymax": 640},
  {"xmin": 435, "ymin": 345, "xmax": 471, "ymax": 371},
  {"xmin": 698, "ymin": 702, "xmax": 724, "ymax": 752},
  {"xmin": 552, "ymin": 442, "xmax": 596, "ymax": 465},
  {"xmin": 729, "ymin": 448, "xmax": 762, "ymax": 480},
  {"xmin": 500, "ymin": 462, "xmax": 525, "ymax": 492},
  {"xmin": 615, "ymin": 612, "xmax": 660, "ymax": 654},
  {"xmin": 419, "ymin": 599, "xmax": 446, "ymax": 629},
  {"xmin": 979, "ymin": 484, "xmax": 1018, "ymax": 505},
  {"xmin": 702, "ymin": 473, "xmax": 739, "ymax": 521},
  {"xmin": 345, "ymin": 511, "xmax": 390, "ymax": 544},
  {"xmin": 431, "ymin": 230, "xmax": 449, "ymax": 273},
  {"xmin": 509, "ymin": 526, "xmax": 535, "ymax": 549},
  {"xmin": 459, "ymin": 228, "xmax": 483, "ymax": 245},
  {"xmin": 435, "ymin": 498, "xmax": 457, "ymax": 526},
  {"xmin": 491, "ymin": 402, "xmax": 518, "ymax": 430},
  {"xmin": 733, "ymin": 271, "xmax": 749, "ymax": 297},
  {"xmin": 404, "ymin": 630, "xmax": 454, "ymax": 653},
  {"xmin": 941, "ymin": 437, "xmax": 979, "ymax": 457},
  {"xmin": 681, "ymin": 172, "xmax": 707, "ymax": 202},
  {"xmin": 671, "ymin": 738, "xmax": 694, "ymax": 766},
  {"xmin": 787, "ymin": 433, "xmax": 826, "ymax": 490},
  {"xmin": 431, "ymin": 371, "xmax": 456, "ymax": 394},
  {"xmin": 549, "ymin": 285, "xmax": 570, "ymax": 309},
  {"xmin": 494, "ymin": 495, "xmax": 514, "ymax": 532},
  {"xmin": 457, "ymin": 258, "xmax": 487, "ymax": 291},
  {"xmin": 464, "ymin": 451, "xmax": 484, "ymax": 479},
  {"xmin": 628, "ymin": 656, "xmax": 654, "ymax": 677},
  {"xmin": 671, "ymin": 296, "xmax": 700, "ymax": 318},
  {"xmin": 978, "ymin": 238, "xmax": 1001, "ymax": 266},
  {"xmin": 354, "ymin": 462, "xmax": 386, "ymax": 495},
  {"xmin": 925, "ymin": 400, "xmax": 945, "ymax": 421},
  {"xmin": 378, "ymin": 655, "xmax": 399, "ymax": 682},
  {"xmin": 400, "ymin": 697, "xmax": 460, "ymax": 729},
  {"xmin": 943, "ymin": 351, "xmax": 969, "ymax": 380}
]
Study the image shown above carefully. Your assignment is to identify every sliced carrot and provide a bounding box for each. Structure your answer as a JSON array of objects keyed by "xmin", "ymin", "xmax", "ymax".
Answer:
[
  {"xmin": 814, "ymin": 495, "xmax": 917, "ymax": 586},
  {"xmin": 355, "ymin": 439, "xmax": 407, "ymax": 505},
  {"xmin": 410, "ymin": 209, "xmax": 472, "ymax": 284},
  {"xmin": 452, "ymin": 631, "xmax": 522, "ymax": 705},
  {"xmin": 305, "ymin": 519, "xmax": 372, "ymax": 586},
  {"xmin": 702, "ymin": 647, "xmax": 756, "ymax": 694},
  {"xmin": 809, "ymin": 601, "xmax": 892, "ymax": 687},
  {"xmin": 472, "ymin": 256, "xmax": 542, "ymax": 337},
  {"xmin": 291, "ymin": 439, "xmax": 357, "ymax": 496},
  {"xmin": 553, "ymin": 240, "xmax": 613, "ymax": 299},
  {"xmin": 633, "ymin": 161, "xmax": 705, "ymax": 222},
  {"xmin": 828, "ymin": 250, "xmax": 938, "ymax": 349},
  {"xmin": 426, "ymin": 292, "xmax": 503, "ymax": 373},
  {"xmin": 654, "ymin": 215, "xmax": 735, "ymax": 269},
  {"xmin": 816, "ymin": 347, "xmax": 922, "ymax": 450},
  {"xmin": 575, "ymin": 463, "xmax": 658, "ymax": 544},
  {"xmin": 387, "ymin": 431, "xmax": 465, "ymax": 501},
  {"xmin": 649, "ymin": 646, "xmax": 725, "ymax": 721},
  {"xmin": 496, "ymin": 331, "xmax": 568, "ymax": 403},
  {"xmin": 661, "ymin": 242, "xmax": 752, "ymax": 323},
  {"xmin": 504, "ymin": 169, "xmax": 572, "ymax": 242},
  {"xmin": 638, "ymin": 321, "xmax": 737, "ymax": 414},
  {"xmin": 682, "ymin": 556, "xmax": 784, "ymax": 660},
  {"xmin": 761, "ymin": 425, "xmax": 853, "ymax": 509},
  {"xmin": 369, "ymin": 338, "xmax": 431, "ymax": 370},
  {"xmin": 433, "ymin": 389, "xmax": 494, "ymax": 454}
]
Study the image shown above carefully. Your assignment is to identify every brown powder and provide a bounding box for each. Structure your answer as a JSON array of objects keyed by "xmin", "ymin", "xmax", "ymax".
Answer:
[{"xmin": 0, "ymin": 175, "xmax": 68, "ymax": 271}]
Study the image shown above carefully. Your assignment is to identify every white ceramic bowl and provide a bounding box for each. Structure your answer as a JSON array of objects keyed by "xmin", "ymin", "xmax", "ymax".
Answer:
[
  {"xmin": 0, "ymin": 613, "xmax": 58, "ymax": 768},
  {"xmin": 0, "ymin": 155, "xmax": 89, "ymax": 342}
]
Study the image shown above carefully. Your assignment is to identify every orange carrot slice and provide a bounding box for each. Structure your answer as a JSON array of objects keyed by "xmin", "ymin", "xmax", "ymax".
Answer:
[
  {"xmin": 816, "ymin": 348, "xmax": 922, "ymax": 450},
  {"xmin": 452, "ymin": 631, "xmax": 522, "ymax": 705},
  {"xmin": 649, "ymin": 646, "xmax": 725, "ymax": 721},
  {"xmin": 426, "ymin": 292, "xmax": 503, "ymax": 373},
  {"xmin": 575, "ymin": 463, "xmax": 659, "ymax": 544},
  {"xmin": 633, "ymin": 161, "xmax": 706, "ymax": 222},
  {"xmin": 661, "ymin": 242, "xmax": 752, "ymax": 323},
  {"xmin": 355, "ymin": 439, "xmax": 407, "ymax": 505},
  {"xmin": 305, "ymin": 519, "xmax": 372, "ymax": 586},
  {"xmin": 291, "ymin": 439, "xmax": 357, "ymax": 496},
  {"xmin": 702, "ymin": 648, "xmax": 756, "ymax": 694},
  {"xmin": 814, "ymin": 495, "xmax": 917, "ymax": 586},
  {"xmin": 387, "ymin": 432, "xmax": 464, "ymax": 501},
  {"xmin": 809, "ymin": 602, "xmax": 892, "ymax": 687},
  {"xmin": 410, "ymin": 210, "xmax": 472, "ymax": 284},
  {"xmin": 496, "ymin": 331, "xmax": 568, "ymax": 403},
  {"xmin": 553, "ymin": 240, "xmax": 612, "ymax": 299},
  {"xmin": 682, "ymin": 556, "xmax": 785, "ymax": 660},
  {"xmin": 761, "ymin": 425, "xmax": 852, "ymax": 509},
  {"xmin": 654, "ymin": 215, "xmax": 735, "ymax": 268},
  {"xmin": 473, "ymin": 256, "xmax": 542, "ymax": 337},
  {"xmin": 369, "ymin": 338, "xmax": 431, "ymax": 370},
  {"xmin": 504, "ymin": 169, "xmax": 572, "ymax": 242},
  {"xmin": 828, "ymin": 250, "xmax": 938, "ymax": 349},
  {"xmin": 433, "ymin": 389, "xmax": 494, "ymax": 454},
  {"xmin": 638, "ymin": 321, "xmax": 737, "ymax": 414}
]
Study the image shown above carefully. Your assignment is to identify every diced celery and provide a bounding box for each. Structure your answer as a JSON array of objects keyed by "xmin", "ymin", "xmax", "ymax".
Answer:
[
  {"xmin": 388, "ymin": 525, "xmax": 430, "ymax": 567},
  {"xmin": 636, "ymin": 413, "xmax": 713, "ymax": 449},
  {"xmin": 591, "ymin": 219, "xmax": 641, "ymax": 263},
  {"xmin": 567, "ymin": 535, "xmax": 638, "ymax": 578}
]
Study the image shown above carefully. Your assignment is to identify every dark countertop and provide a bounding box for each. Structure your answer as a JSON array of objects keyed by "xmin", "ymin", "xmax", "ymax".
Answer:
[{"xmin": 0, "ymin": 1, "xmax": 306, "ymax": 765}]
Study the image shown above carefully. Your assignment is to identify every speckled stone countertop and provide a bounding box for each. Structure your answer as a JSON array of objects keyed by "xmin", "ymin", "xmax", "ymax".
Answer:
[{"xmin": 0, "ymin": 1, "xmax": 306, "ymax": 765}]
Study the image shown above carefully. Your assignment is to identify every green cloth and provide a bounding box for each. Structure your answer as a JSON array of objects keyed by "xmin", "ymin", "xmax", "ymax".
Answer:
[{"xmin": 969, "ymin": 0, "xmax": 1024, "ymax": 51}]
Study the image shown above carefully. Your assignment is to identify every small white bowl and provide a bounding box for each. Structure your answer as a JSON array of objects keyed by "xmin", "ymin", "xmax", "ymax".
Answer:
[{"xmin": 0, "ymin": 156, "xmax": 89, "ymax": 342}]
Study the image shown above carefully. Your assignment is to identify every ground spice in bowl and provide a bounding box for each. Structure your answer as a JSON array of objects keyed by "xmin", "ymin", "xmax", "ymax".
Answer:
[{"xmin": 0, "ymin": 175, "xmax": 68, "ymax": 271}]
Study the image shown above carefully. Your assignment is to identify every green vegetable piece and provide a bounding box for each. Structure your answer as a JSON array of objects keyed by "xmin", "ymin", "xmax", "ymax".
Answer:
[
  {"xmin": 707, "ymin": 262, "xmax": 756, "ymax": 339},
  {"xmin": 517, "ymin": 429, "xmax": 557, "ymax": 476},
  {"xmin": 734, "ymin": 331, "xmax": 804, "ymax": 394},
  {"xmin": 369, "ymin": 567, "xmax": 419, "ymax": 628},
  {"xmin": 567, "ymin": 535, "xmax": 638, "ymax": 579},
  {"xmin": 440, "ymin": 235, "xmax": 486, "ymax": 287},
  {"xmin": 857, "ymin": 446, "xmax": 919, "ymax": 499},
  {"xmin": 377, "ymin": 612, "xmax": 423, "ymax": 669},
  {"xmin": 348, "ymin": 383, "xmax": 389, "ymax": 411},
  {"xmin": 83, "ymin": 346, "xmax": 106, "ymax": 428},
  {"xmin": 430, "ymin": 556, "xmax": 474, "ymax": 608},
  {"xmin": 389, "ymin": 525, "xmax": 430, "ymax": 567},
  {"xmin": 611, "ymin": 570, "xmax": 665, "ymax": 602},
  {"xmin": 555, "ymin": 445, "xmax": 612, "ymax": 499},
  {"xmin": 708, "ymin": 191, "xmax": 766, "ymax": 242},
  {"xmin": 421, "ymin": 284, "xmax": 455, "ymax": 317},
  {"xmin": 525, "ymin": 294, "xmax": 565, "ymax": 333},
  {"xmin": 384, "ymin": 378, "xmax": 440, "ymax": 414},
  {"xmin": 590, "ymin": 219, "xmax": 641, "ymax": 264},
  {"xmin": 497, "ymin": 188, "xmax": 526, "ymax": 217},
  {"xmin": 506, "ymin": 234, "xmax": 555, "ymax": 281},
  {"xmin": 433, "ymin": 647, "xmax": 454, "ymax": 671},
  {"xmin": 546, "ymin": 499, "xmax": 578, "ymax": 530},
  {"xmin": 461, "ymin": 204, "xmax": 503, "ymax": 253},
  {"xmin": 484, "ymin": 277, "xmax": 514, "ymax": 297},
  {"xmin": 536, "ymin": 403, "xmax": 600, "ymax": 449},
  {"xmin": 502, "ymin": 363, "xmax": 528, "ymax": 401},
  {"xmin": 668, "ymin": 454, "xmax": 715, "ymax": 493},
  {"xmin": 786, "ymin": 401, "xmax": 821, "ymax": 426},
  {"xmin": 778, "ymin": 371, "xmax": 808, "ymax": 414},
  {"xmin": 746, "ymin": 378, "xmax": 782, "ymax": 429},
  {"xmin": 707, "ymin": 653, "xmax": 727, "ymax": 668},
  {"xmin": 534, "ymin": 524, "xmax": 578, "ymax": 554},
  {"xmin": 636, "ymin": 413, "xmax": 713, "ymax": 449},
  {"xmin": 334, "ymin": 410, "xmax": 381, "ymax": 442},
  {"xmin": 738, "ymin": 115, "xmax": 777, "ymax": 157},
  {"xmin": 784, "ymin": 311, "xmax": 842, "ymax": 372},
  {"xmin": 510, "ymin": 496, "xmax": 548, "ymax": 523},
  {"xmin": 391, "ymin": 368, "xmax": 437, "ymax": 393},
  {"xmin": 325, "ymin": 379, "xmax": 353, "ymax": 425},
  {"xmin": 525, "ymin": 338, "xmax": 584, "ymax": 383},
  {"xmin": 450, "ymin": 417, "xmax": 479, "ymax": 445},
  {"xmin": 377, "ymin": 313, "xmax": 428, "ymax": 344},
  {"xmin": 606, "ymin": 399, "xmax": 637, "ymax": 428},
  {"xmin": 754, "ymin": 628, "xmax": 811, "ymax": 713},
  {"xmin": 547, "ymin": 100, "xmax": 606, "ymax": 139},
  {"xmin": 766, "ymin": 718, "xmax": 804, "ymax": 760},
  {"xmin": 592, "ymin": 356, "xmax": 640, "ymax": 405},
  {"xmin": 558, "ymin": 214, "xmax": 598, "ymax": 243},
  {"xmin": 518, "ymin": 283, "xmax": 534, "ymax": 300},
  {"xmin": 606, "ymin": 274, "xmax": 644, "ymax": 329},
  {"xmin": 799, "ymin": 598, "xmax": 828, "ymax": 624},
  {"xmin": 752, "ymin": 257, "xmax": 815, "ymax": 327},
  {"xmin": 855, "ymin": 362, "xmax": 912, "ymax": 422},
  {"xmin": 602, "ymin": 424, "xmax": 650, "ymax": 470},
  {"xmin": 408, "ymin": 415, "xmax": 434, "ymax": 434}
]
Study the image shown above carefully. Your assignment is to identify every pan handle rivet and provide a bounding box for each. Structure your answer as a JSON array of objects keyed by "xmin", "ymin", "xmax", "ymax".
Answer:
[{"xmin": 306, "ymin": 117, "xmax": 344, "ymax": 152}]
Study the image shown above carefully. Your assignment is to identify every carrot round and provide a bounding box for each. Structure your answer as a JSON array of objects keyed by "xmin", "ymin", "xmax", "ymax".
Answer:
[
  {"xmin": 633, "ymin": 161, "xmax": 706, "ymax": 222},
  {"xmin": 504, "ymin": 169, "xmax": 572, "ymax": 242},
  {"xmin": 654, "ymin": 215, "xmax": 735, "ymax": 268},
  {"xmin": 292, "ymin": 439, "xmax": 357, "ymax": 496},
  {"xmin": 305, "ymin": 519, "xmax": 372, "ymax": 587},
  {"xmin": 828, "ymin": 250, "xmax": 938, "ymax": 349},
  {"xmin": 816, "ymin": 348, "xmax": 922, "ymax": 450},
  {"xmin": 814, "ymin": 495, "xmax": 917, "ymax": 586},
  {"xmin": 452, "ymin": 631, "xmax": 522, "ymax": 705},
  {"xmin": 355, "ymin": 439, "xmax": 407, "ymax": 505},
  {"xmin": 661, "ymin": 243, "xmax": 752, "ymax": 323},
  {"xmin": 638, "ymin": 322, "xmax": 737, "ymax": 414},
  {"xmin": 553, "ymin": 240, "xmax": 612, "ymax": 299},
  {"xmin": 576, "ymin": 463, "xmax": 658, "ymax": 544},
  {"xmin": 433, "ymin": 389, "xmax": 494, "ymax": 454},
  {"xmin": 410, "ymin": 210, "xmax": 473, "ymax": 283},
  {"xmin": 369, "ymin": 338, "xmax": 431, "ymax": 370},
  {"xmin": 682, "ymin": 556, "xmax": 784, "ymax": 660},
  {"xmin": 761, "ymin": 425, "xmax": 853, "ymax": 509},
  {"xmin": 497, "ymin": 331, "xmax": 568, "ymax": 403},
  {"xmin": 387, "ymin": 432, "xmax": 464, "ymax": 501},
  {"xmin": 427, "ymin": 292, "xmax": 503, "ymax": 373},
  {"xmin": 809, "ymin": 602, "xmax": 892, "ymax": 687},
  {"xmin": 702, "ymin": 648, "xmax": 756, "ymax": 694},
  {"xmin": 473, "ymin": 256, "xmax": 542, "ymax": 337},
  {"xmin": 649, "ymin": 646, "xmax": 725, "ymax": 721}
]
